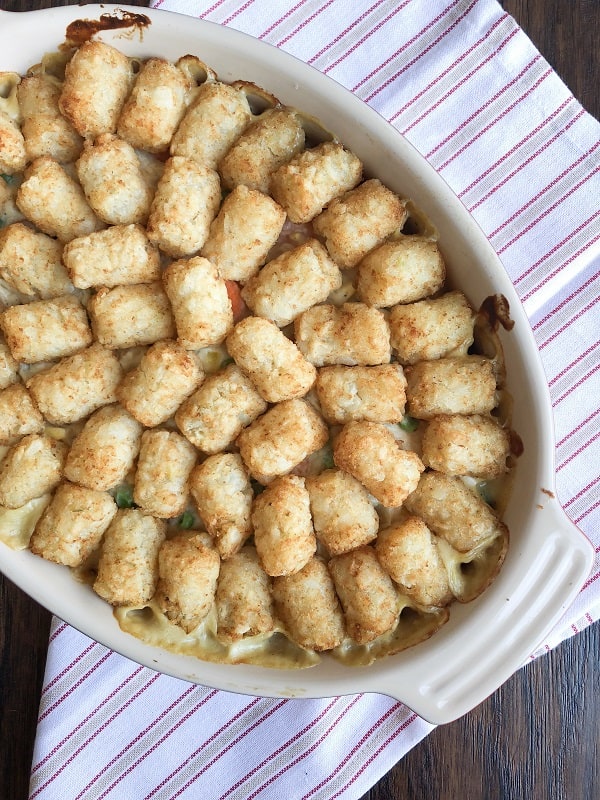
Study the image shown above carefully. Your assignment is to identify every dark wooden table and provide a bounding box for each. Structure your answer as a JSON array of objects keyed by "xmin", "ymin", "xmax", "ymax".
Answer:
[{"xmin": 1, "ymin": 2, "xmax": 598, "ymax": 798}]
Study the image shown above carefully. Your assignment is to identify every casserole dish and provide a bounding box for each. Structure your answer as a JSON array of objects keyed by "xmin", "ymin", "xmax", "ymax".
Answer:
[{"xmin": 0, "ymin": 4, "xmax": 593, "ymax": 724}]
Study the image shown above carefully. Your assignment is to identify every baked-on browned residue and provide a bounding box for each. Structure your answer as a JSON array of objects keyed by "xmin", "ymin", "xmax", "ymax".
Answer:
[
  {"xmin": 65, "ymin": 10, "xmax": 151, "ymax": 47},
  {"xmin": 480, "ymin": 293, "xmax": 514, "ymax": 331},
  {"xmin": 509, "ymin": 430, "xmax": 524, "ymax": 458}
]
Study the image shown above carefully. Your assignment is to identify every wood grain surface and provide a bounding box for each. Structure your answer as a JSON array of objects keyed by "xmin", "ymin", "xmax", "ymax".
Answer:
[{"xmin": 0, "ymin": 2, "xmax": 598, "ymax": 798}]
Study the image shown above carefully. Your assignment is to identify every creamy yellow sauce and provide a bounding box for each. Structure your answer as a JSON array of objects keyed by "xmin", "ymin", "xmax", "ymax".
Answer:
[
  {"xmin": 113, "ymin": 593, "xmax": 449, "ymax": 669},
  {"xmin": 0, "ymin": 493, "xmax": 52, "ymax": 550}
]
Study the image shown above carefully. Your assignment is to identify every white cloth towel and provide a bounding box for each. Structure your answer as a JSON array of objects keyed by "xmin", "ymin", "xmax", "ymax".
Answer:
[{"xmin": 29, "ymin": 2, "xmax": 599, "ymax": 798}]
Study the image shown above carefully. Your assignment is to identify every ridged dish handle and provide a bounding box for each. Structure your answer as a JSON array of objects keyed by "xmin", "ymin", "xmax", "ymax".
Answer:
[{"xmin": 377, "ymin": 498, "xmax": 594, "ymax": 724}]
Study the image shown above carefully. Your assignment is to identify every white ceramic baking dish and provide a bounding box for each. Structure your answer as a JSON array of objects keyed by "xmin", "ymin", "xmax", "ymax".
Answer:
[{"xmin": 0, "ymin": 4, "xmax": 593, "ymax": 724}]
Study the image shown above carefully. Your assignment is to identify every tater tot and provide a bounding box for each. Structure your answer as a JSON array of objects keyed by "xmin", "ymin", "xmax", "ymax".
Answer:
[
  {"xmin": 26, "ymin": 343, "xmax": 123, "ymax": 425},
  {"xmin": 226, "ymin": 317, "xmax": 316, "ymax": 403},
  {"xmin": 333, "ymin": 420, "xmax": 424, "ymax": 508},
  {"xmin": 189, "ymin": 452, "xmax": 253, "ymax": 559},
  {"xmin": 356, "ymin": 238, "xmax": 445, "ymax": 307},
  {"xmin": 404, "ymin": 470, "xmax": 507, "ymax": 552},
  {"xmin": 76, "ymin": 134, "xmax": 155, "ymax": 226},
  {"xmin": 117, "ymin": 57, "xmax": 194, "ymax": 153},
  {"xmin": 270, "ymin": 141, "xmax": 363, "ymax": 223},
  {"xmin": 294, "ymin": 302, "xmax": 391, "ymax": 367},
  {"xmin": 59, "ymin": 40, "xmax": 134, "ymax": 139},
  {"xmin": 312, "ymin": 179, "xmax": 407, "ymax": 268},
  {"xmin": 175, "ymin": 362, "xmax": 266, "ymax": 454},
  {"xmin": 0, "ymin": 112, "xmax": 26, "ymax": 175},
  {"xmin": 219, "ymin": 108, "xmax": 305, "ymax": 194},
  {"xmin": 17, "ymin": 73, "xmax": 83, "ymax": 163},
  {"xmin": 133, "ymin": 429, "xmax": 197, "ymax": 518},
  {"xmin": 88, "ymin": 282, "xmax": 176, "ymax": 349},
  {"xmin": 156, "ymin": 533, "xmax": 220, "ymax": 633},
  {"xmin": 62, "ymin": 224, "xmax": 161, "ymax": 289},
  {"xmin": 272, "ymin": 556, "xmax": 345, "ymax": 651},
  {"xmin": 389, "ymin": 290, "xmax": 475, "ymax": 365},
  {"xmin": 241, "ymin": 239, "xmax": 342, "ymax": 327},
  {"xmin": 0, "ymin": 339, "xmax": 18, "ymax": 390},
  {"xmin": 146, "ymin": 157, "xmax": 221, "ymax": 258},
  {"xmin": 93, "ymin": 509, "xmax": 166, "ymax": 606},
  {"xmin": 30, "ymin": 481, "xmax": 117, "ymax": 567},
  {"xmin": 16, "ymin": 156, "xmax": 104, "ymax": 242},
  {"xmin": 200, "ymin": 184, "xmax": 286, "ymax": 283},
  {"xmin": 170, "ymin": 80, "xmax": 252, "ymax": 169},
  {"xmin": 375, "ymin": 517, "xmax": 452, "ymax": 608},
  {"xmin": 306, "ymin": 468, "xmax": 379, "ymax": 555},
  {"xmin": 0, "ymin": 222, "xmax": 72, "ymax": 299},
  {"xmin": 237, "ymin": 398, "xmax": 328, "ymax": 485},
  {"xmin": 405, "ymin": 356, "xmax": 497, "ymax": 419},
  {"xmin": 0, "ymin": 434, "xmax": 67, "ymax": 508},
  {"xmin": 421, "ymin": 414, "xmax": 510, "ymax": 479},
  {"xmin": 162, "ymin": 256, "xmax": 232, "ymax": 349},
  {"xmin": 1, "ymin": 295, "xmax": 92, "ymax": 364},
  {"xmin": 0, "ymin": 383, "xmax": 45, "ymax": 445},
  {"xmin": 328, "ymin": 546, "xmax": 400, "ymax": 644},
  {"xmin": 315, "ymin": 364, "xmax": 407, "ymax": 424},
  {"xmin": 64, "ymin": 404, "xmax": 143, "ymax": 491},
  {"xmin": 215, "ymin": 546, "xmax": 274, "ymax": 643},
  {"xmin": 251, "ymin": 474, "xmax": 316, "ymax": 577},
  {"xmin": 117, "ymin": 340, "xmax": 204, "ymax": 427}
]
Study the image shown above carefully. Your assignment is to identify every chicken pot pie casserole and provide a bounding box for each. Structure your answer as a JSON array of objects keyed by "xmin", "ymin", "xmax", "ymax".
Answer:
[{"xmin": 0, "ymin": 40, "xmax": 519, "ymax": 669}]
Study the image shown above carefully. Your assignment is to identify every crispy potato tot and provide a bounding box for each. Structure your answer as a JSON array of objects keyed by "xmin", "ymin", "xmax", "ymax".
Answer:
[
  {"xmin": 0, "ymin": 383, "xmax": 45, "ymax": 445},
  {"xmin": 219, "ymin": 108, "xmax": 305, "ymax": 194},
  {"xmin": 117, "ymin": 340, "xmax": 204, "ymax": 428},
  {"xmin": 237, "ymin": 398, "xmax": 328, "ymax": 485},
  {"xmin": 30, "ymin": 481, "xmax": 117, "ymax": 567},
  {"xmin": 333, "ymin": 421, "xmax": 424, "ymax": 508},
  {"xmin": 201, "ymin": 184, "xmax": 286, "ymax": 283},
  {"xmin": 64, "ymin": 404, "xmax": 143, "ymax": 492},
  {"xmin": 356, "ymin": 238, "xmax": 445, "ymax": 307},
  {"xmin": 94, "ymin": 509, "xmax": 166, "ymax": 606},
  {"xmin": 375, "ymin": 517, "xmax": 453, "ymax": 608},
  {"xmin": 313, "ymin": 179, "xmax": 407, "ymax": 268},
  {"xmin": 294, "ymin": 303, "xmax": 390, "ymax": 367},
  {"xmin": 270, "ymin": 141, "xmax": 362, "ymax": 224},
  {"xmin": 25, "ymin": 344, "xmax": 123, "ymax": 426},
  {"xmin": 251, "ymin": 475, "xmax": 316, "ymax": 577},
  {"xmin": 133, "ymin": 430, "xmax": 197, "ymax": 519},
  {"xmin": 226, "ymin": 316, "xmax": 316, "ymax": 403},
  {"xmin": 189, "ymin": 452, "xmax": 253, "ymax": 559},
  {"xmin": 329, "ymin": 546, "xmax": 400, "ymax": 644},
  {"xmin": 0, "ymin": 222, "xmax": 72, "ymax": 299},
  {"xmin": 215, "ymin": 546, "xmax": 274, "ymax": 643},
  {"xmin": 0, "ymin": 433, "xmax": 67, "ymax": 509},
  {"xmin": 162, "ymin": 256, "xmax": 232, "ymax": 349},
  {"xmin": 175, "ymin": 362, "xmax": 266, "ymax": 454},
  {"xmin": 306, "ymin": 468, "xmax": 379, "ymax": 556},
  {"xmin": 156, "ymin": 533, "xmax": 220, "ymax": 633},
  {"xmin": 272, "ymin": 557, "xmax": 345, "ymax": 651},
  {"xmin": 59, "ymin": 40, "xmax": 135, "ymax": 138}
]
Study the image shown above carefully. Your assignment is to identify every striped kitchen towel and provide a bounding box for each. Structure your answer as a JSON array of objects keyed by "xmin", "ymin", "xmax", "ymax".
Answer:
[{"xmin": 29, "ymin": 1, "xmax": 599, "ymax": 798}]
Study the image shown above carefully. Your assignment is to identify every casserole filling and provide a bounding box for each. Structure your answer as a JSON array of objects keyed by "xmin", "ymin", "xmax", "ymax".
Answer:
[{"xmin": 0, "ymin": 40, "xmax": 518, "ymax": 669}]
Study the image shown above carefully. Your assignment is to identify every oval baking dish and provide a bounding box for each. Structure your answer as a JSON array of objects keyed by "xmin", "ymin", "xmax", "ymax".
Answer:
[{"xmin": 0, "ymin": 4, "xmax": 593, "ymax": 724}]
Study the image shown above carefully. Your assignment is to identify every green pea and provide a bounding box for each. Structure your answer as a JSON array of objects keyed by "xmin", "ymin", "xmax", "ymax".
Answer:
[
  {"xmin": 114, "ymin": 484, "xmax": 135, "ymax": 509},
  {"xmin": 178, "ymin": 510, "xmax": 195, "ymax": 529},
  {"xmin": 399, "ymin": 415, "xmax": 419, "ymax": 433},
  {"xmin": 320, "ymin": 442, "xmax": 335, "ymax": 470}
]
